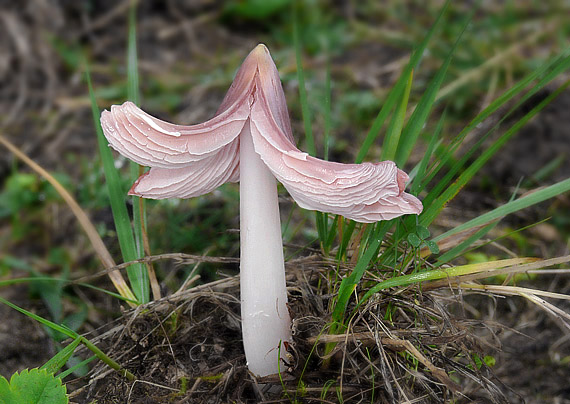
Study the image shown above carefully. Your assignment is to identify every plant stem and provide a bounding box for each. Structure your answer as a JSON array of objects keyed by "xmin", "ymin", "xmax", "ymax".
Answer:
[{"xmin": 80, "ymin": 337, "xmax": 135, "ymax": 381}]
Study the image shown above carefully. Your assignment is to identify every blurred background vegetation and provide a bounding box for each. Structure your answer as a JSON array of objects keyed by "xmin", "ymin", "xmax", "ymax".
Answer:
[{"xmin": 0, "ymin": 0, "xmax": 569, "ymax": 400}]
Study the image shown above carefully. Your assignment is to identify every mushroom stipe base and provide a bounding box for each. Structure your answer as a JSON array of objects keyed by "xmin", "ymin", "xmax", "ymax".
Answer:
[{"xmin": 70, "ymin": 255, "xmax": 507, "ymax": 403}]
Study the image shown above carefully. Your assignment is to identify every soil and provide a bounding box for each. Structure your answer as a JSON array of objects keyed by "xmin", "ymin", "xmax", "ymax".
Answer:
[
  {"xmin": 1, "ymin": 1, "xmax": 569, "ymax": 403},
  {"xmin": 0, "ymin": 286, "xmax": 55, "ymax": 377}
]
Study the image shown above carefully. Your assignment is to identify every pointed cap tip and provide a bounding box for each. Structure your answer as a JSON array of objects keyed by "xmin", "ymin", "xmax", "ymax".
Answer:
[
  {"xmin": 253, "ymin": 43, "xmax": 269, "ymax": 52},
  {"xmin": 249, "ymin": 43, "xmax": 271, "ymax": 61}
]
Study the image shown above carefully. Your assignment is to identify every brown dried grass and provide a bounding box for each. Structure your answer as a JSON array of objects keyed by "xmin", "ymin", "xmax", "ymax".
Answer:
[{"xmin": 67, "ymin": 255, "xmax": 517, "ymax": 404}]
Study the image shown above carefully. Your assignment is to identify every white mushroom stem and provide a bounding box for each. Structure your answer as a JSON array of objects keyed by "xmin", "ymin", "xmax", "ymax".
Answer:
[
  {"xmin": 100, "ymin": 44, "xmax": 423, "ymax": 378},
  {"xmin": 239, "ymin": 120, "xmax": 292, "ymax": 377}
]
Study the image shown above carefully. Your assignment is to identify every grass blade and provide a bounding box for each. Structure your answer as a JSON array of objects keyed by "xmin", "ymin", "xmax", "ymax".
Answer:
[
  {"xmin": 127, "ymin": 0, "xmax": 140, "ymax": 106},
  {"xmin": 380, "ymin": 69, "xmax": 413, "ymax": 162},
  {"xmin": 421, "ymin": 49, "xmax": 570, "ymax": 211},
  {"xmin": 425, "ymin": 255, "xmax": 570, "ymax": 290},
  {"xmin": 293, "ymin": 0, "xmax": 315, "ymax": 156},
  {"xmin": 41, "ymin": 337, "xmax": 82, "ymax": 374},
  {"xmin": 421, "ymin": 79, "xmax": 570, "ymax": 226},
  {"xmin": 435, "ymin": 29, "xmax": 553, "ymax": 103},
  {"xmin": 337, "ymin": 1, "xmax": 450, "ymax": 263},
  {"xmin": 355, "ymin": 0, "xmax": 450, "ymax": 164},
  {"xmin": 293, "ymin": 0, "xmax": 334, "ymax": 248},
  {"xmin": 0, "ymin": 296, "xmax": 135, "ymax": 381},
  {"xmin": 0, "ymin": 296, "xmax": 77, "ymax": 339},
  {"xmin": 435, "ymin": 221, "xmax": 499, "ymax": 265},
  {"xmin": 336, "ymin": 219, "xmax": 356, "ymax": 261},
  {"xmin": 86, "ymin": 63, "xmax": 144, "ymax": 304},
  {"xmin": 0, "ymin": 276, "xmax": 138, "ymax": 303},
  {"xmin": 433, "ymin": 176, "xmax": 570, "ymax": 243},
  {"xmin": 332, "ymin": 220, "xmax": 391, "ymax": 323},
  {"xmin": 410, "ymin": 110, "xmax": 445, "ymax": 194},
  {"xmin": 320, "ymin": 57, "xmax": 334, "ymax": 252},
  {"xmin": 58, "ymin": 356, "xmax": 97, "ymax": 380},
  {"xmin": 334, "ymin": 1, "xmax": 451, "ymax": 263},
  {"xmin": 394, "ymin": 11, "xmax": 471, "ymax": 167},
  {"xmin": 323, "ymin": 58, "xmax": 332, "ymax": 161},
  {"xmin": 433, "ymin": 180, "xmax": 521, "ymax": 264},
  {"xmin": 126, "ymin": 0, "xmax": 151, "ymax": 303},
  {"xmin": 358, "ymin": 257, "xmax": 539, "ymax": 309}
]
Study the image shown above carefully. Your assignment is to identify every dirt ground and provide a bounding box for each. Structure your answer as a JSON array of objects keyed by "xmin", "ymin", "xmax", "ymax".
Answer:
[{"xmin": 1, "ymin": 1, "xmax": 569, "ymax": 403}]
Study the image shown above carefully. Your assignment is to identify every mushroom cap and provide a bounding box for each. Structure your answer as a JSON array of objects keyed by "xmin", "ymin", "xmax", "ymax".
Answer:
[{"xmin": 101, "ymin": 44, "xmax": 422, "ymax": 222}]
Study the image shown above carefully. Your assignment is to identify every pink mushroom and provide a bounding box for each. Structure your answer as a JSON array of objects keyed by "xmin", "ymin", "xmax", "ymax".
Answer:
[{"xmin": 100, "ymin": 44, "xmax": 422, "ymax": 377}]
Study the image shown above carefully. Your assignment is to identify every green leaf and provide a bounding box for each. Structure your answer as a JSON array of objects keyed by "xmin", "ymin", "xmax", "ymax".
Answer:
[
  {"xmin": 472, "ymin": 354, "xmax": 483, "ymax": 369},
  {"xmin": 484, "ymin": 355, "xmax": 496, "ymax": 367},
  {"xmin": 0, "ymin": 368, "xmax": 68, "ymax": 404},
  {"xmin": 425, "ymin": 240, "xmax": 440, "ymax": 255},
  {"xmin": 40, "ymin": 337, "xmax": 82, "ymax": 375},
  {"xmin": 416, "ymin": 225, "xmax": 430, "ymax": 240},
  {"xmin": 407, "ymin": 233, "xmax": 422, "ymax": 248}
]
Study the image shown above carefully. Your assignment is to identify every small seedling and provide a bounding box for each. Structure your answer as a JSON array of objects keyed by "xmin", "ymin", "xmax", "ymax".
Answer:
[{"xmin": 407, "ymin": 225, "xmax": 440, "ymax": 254}]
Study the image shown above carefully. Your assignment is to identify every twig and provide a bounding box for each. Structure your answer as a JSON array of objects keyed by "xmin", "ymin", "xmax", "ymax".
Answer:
[{"xmin": 72, "ymin": 253, "xmax": 240, "ymax": 283}]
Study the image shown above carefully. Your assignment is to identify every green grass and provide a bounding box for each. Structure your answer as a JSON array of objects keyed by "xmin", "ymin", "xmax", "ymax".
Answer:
[
  {"xmin": 126, "ymin": 0, "xmax": 150, "ymax": 304},
  {"xmin": 87, "ymin": 70, "xmax": 141, "ymax": 303},
  {"xmin": 85, "ymin": 0, "xmax": 150, "ymax": 304},
  {"xmin": 0, "ymin": 295, "xmax": 135, "ymax": 381},
  {"xmin": 288, "ymin": 1, "xmax": 570, "ymax": 330}
]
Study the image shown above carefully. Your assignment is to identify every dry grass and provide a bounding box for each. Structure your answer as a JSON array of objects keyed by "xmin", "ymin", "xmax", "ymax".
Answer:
[{"xmin": 63, "ymin": 253, "xmax": 569, "ymax": 403}]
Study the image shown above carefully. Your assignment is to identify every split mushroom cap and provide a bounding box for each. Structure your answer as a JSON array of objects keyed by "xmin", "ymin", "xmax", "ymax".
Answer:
[
  {"xmin": 101, "ymin": 44, "xmax": 423, "ymax": 377},
  {"xmin": 101, "ymin": 44, "xmax": 422, "ymax": 222}
]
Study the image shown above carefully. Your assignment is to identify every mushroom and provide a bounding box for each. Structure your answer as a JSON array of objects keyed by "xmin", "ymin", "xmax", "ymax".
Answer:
[{"xmin": 100, "ymin": 44, "xmax": 423, "ymax": 377}]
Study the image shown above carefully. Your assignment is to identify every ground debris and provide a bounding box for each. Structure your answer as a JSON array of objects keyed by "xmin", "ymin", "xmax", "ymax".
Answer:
[{"xmin": 68, "ymin": 256, "xmax": 510, "ymax": 403}]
